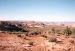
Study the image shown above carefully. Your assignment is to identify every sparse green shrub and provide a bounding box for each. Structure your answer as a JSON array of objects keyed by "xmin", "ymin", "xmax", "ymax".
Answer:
[
  {"xmin": 51, "ymin": 28, "xmax": 55, "ymax": 34},
  {"xmin": 49, "ymin": 37, "xmax": 57, "ymax": 42},
  {"xmin": 64, "ymin": 26, "xmax": 72, "ymax": 36}
]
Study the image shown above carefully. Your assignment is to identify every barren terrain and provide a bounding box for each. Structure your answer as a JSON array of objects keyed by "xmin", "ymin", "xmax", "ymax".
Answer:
[{"xmin": 0, "ymin": 21, "xmax": 75, "ymax": 51}]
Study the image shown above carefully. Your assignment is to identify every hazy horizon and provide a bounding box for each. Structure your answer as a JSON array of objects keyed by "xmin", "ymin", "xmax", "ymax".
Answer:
[{"xmin": 0, "ymin": 0, "xmax": 75, "ymax": 22}]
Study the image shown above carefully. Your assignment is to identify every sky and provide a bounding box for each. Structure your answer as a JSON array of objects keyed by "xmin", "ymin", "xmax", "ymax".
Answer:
[{"xmin": 0, "ymin": 0, "xmax": 75, "ymax": 22}]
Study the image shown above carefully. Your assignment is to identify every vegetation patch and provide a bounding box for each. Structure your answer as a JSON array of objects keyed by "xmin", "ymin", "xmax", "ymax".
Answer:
[
  {"xmin": 49, "ymin": 37, "xmax": 57, "ymax": 42},
  {"xmin": 0, "ymin": 21, "xmax": 28, "ymax": 32},
  {"xmin": 28, "ymin": 42, "xmax": 34, "ymax": 46}
]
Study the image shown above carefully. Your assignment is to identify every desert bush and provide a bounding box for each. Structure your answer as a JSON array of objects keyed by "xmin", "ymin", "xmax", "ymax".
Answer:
[
  {"xmin": 64, "ymin": 26, "xmax": 72, "ymax": 36},
  {"xmin": 49, "ymin": 37, "xmax": 57, "ymax": 42},
  {"xmin": 17, "ymin": 34, "xmax": 21, "ymax": 37},
  {"xmin": 29, "ymin": 42, "xmax": 34, "ymax": 46},
  {"xmin": 41, "ymin": 35, "xmax": 47, "ymax": 38},
  {"xmin": 69, "ymin": 39, "xmax": 75, "ymax": 44},
  {"xmin": 30, "ymin": 31, "xmax": 41, "ymax": 35},
  {"xmin": 26, "ymin": 33, "xmax": 28, "ymax": 36},
  {"xmin": 51, "ymin": 27, "xmax": 56, "ymax": 34},
  {"xmin": 48, "ymin": 31, "xmax": 51, "ymax": 34}
]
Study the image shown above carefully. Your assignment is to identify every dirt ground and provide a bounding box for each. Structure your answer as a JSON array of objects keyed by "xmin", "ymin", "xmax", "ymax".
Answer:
[{"xmin": 0, "ymin": 32, "xmax": 75, "ymax": 51}]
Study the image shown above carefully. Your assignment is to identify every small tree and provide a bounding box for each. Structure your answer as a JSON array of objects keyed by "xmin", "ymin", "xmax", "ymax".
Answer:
[
  {"xmin": 51, "ymin": 27, "xmax": 55, "ymax": 34},
  {"xmin": 64, "ymin": 26, "xmax": 72, "ymax": 36}
]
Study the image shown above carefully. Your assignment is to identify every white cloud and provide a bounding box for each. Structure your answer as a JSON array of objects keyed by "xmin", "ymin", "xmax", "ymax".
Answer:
[{"xmin": 0, "ymin": 17, "xmax": 5, "ymax": 20}]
